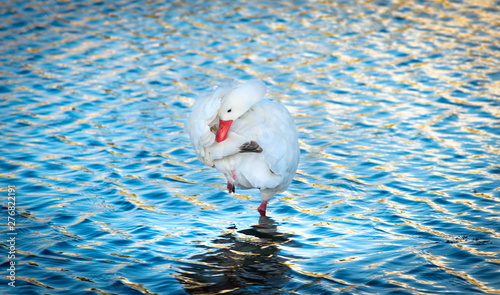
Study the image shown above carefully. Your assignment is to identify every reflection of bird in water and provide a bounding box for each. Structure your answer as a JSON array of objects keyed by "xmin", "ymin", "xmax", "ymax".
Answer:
[{"xmin": 177, "ymin": 216, "xmax": 294, "ymax": 294}]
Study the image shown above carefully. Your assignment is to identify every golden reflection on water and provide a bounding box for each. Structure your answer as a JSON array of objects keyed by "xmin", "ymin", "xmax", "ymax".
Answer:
[
  {"xmin": 418, "ymin": 250, "xmax": 498, "ymax": 293},
  {"xmin": 1, "ymin": 0, "xmax": 499, "ymax": 293}
]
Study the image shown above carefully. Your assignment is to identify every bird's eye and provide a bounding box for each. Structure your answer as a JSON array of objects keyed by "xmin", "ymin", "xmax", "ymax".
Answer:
[{"xmin": 227, "ymin": 109, "xmax": 232, "ymax": 113}]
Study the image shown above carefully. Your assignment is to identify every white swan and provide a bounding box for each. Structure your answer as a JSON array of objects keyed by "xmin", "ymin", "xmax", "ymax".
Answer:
[{"xmin": 185, "ymin": 79, "xmax": 299, "ymax": 216}]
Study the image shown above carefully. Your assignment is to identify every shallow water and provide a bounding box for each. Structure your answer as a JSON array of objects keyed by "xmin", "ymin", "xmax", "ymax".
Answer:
[{"xmin": 1, "ymin": 0, "xmax": 499, "ymax": 294}]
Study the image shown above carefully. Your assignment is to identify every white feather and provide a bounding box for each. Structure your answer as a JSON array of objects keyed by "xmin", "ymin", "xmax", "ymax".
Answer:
[{"xmin": 185, "ymin": 79, "xmax": 300, "ymax": 204}]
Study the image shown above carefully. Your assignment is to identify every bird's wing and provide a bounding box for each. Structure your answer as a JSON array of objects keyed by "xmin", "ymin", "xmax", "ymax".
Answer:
[
  {"xmin": 231, "ymin": 99, "xmax": 300, "ymax": 180},
  {"xmin": 184, "ymin": 80, "xmax": 239, "ymax": 166}
]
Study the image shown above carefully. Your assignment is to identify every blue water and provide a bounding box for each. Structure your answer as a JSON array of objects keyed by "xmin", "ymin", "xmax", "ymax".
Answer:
[{"xmin": 1, "ymin": 0, "xmax": 499, "ymax": 294}]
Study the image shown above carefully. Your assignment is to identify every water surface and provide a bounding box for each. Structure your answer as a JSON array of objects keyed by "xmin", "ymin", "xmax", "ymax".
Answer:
[{"xmin": 1, "ymin": 0, "xmax": 499, "ymax": 294}]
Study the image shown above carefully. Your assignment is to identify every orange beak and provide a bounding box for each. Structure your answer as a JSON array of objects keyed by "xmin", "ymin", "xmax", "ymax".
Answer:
[{"xmin": 216, "ymin": 119, "xmax": 233, "ymax": 142}]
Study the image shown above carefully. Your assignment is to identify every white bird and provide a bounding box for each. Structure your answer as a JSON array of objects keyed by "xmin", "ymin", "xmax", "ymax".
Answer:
[{"xmin": 185, "ymin": 79, "xmax": 300, "ymax": 216}]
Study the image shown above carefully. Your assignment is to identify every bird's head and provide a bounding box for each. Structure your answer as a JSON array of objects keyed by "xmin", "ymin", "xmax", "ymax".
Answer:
[{"xmin": 215, "ymin": 80, "xmax": 267, "ymax": 142}]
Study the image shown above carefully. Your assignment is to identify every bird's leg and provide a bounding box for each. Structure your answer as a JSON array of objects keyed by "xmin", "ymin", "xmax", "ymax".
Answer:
[
  {"xmin": 257, "ymin": 200, "xmax": 267, "ymax": 216},
  {"xmin": 227, "ymin": 182, "xmax": 235, "ymax": 193}
]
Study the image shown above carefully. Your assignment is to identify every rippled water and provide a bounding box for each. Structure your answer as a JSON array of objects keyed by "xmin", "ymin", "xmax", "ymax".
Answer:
[{"xmin": 1, "ymin": 0, "xmax": 499, "ymax": 294}]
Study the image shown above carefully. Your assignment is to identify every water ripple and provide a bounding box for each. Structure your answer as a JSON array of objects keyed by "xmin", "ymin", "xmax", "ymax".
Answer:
[{"xmin": 0, "ymin": 0, "xmax": 499, "ymax": 294}]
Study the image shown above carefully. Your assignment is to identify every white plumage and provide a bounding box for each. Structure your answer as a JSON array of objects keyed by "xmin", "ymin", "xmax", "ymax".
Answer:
[{"xmin": 185, "ymin": 79, "xmax": 299, "ymax": 215}]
